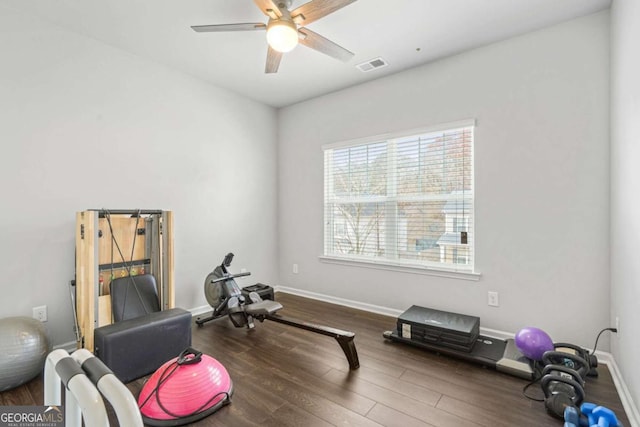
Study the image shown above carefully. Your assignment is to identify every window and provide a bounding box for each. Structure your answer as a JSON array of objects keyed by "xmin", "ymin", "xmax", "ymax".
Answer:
[
  {"xmin": 323, "ymin": 120, "xmax": 474, "ymax": 272},
  {"xmin": 452, "ymin": 216, "xmax": 469, "ymax": 232}
]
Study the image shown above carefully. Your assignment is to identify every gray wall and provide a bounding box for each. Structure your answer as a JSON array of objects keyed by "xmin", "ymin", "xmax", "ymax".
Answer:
[
  {"xmin": 0, "ymin": 6, "xmax": 278, "ymax": 347},
  {"xmin": 277, "ymin": 12, "xmax": 610, "ymax": 348},
  {"xmin": 611, "ymin": 0, "xmax": 640, "ymax": 418}
]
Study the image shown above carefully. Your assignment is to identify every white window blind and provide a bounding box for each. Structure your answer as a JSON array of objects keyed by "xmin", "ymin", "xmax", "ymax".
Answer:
[{"xmin": 324, "ymin": 121, "xmax": 474, "ymax": 272}]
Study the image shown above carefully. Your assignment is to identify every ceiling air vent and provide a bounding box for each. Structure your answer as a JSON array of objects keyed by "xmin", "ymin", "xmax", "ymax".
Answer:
[{"xmin": 356, "ymin": 57, "xmax": 388, "ymax": 72}]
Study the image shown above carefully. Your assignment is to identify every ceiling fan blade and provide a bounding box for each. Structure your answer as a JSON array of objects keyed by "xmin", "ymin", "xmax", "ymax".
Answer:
[
  {"xmin": 298, "ymin": 27, "xmax": 354, "ymax": 62},
  {"xmin": 191, "ymin": 23, "xmax": 266, "ymax": 32},
  {"xmin": 265, "ymin": 46, "xmax": 283, "ymax": 73},
  {"xmin": 253, "ymin": 0, "xmax": 283, "ymax": 19},
  {"xmin": 291, "ymin": 0, "xmax": 357, "ymax": 26}
]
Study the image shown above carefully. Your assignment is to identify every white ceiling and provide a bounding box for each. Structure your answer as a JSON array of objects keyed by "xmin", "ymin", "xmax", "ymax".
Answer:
[{"xmin": 1, "ymin": 0, "xmax": 611, "ymax": 107}]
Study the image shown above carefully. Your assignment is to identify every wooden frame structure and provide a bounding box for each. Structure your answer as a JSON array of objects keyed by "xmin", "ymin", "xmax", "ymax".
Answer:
[{"xmin": 75, "ymin": 209, "xmax": 174, "ymax": 351}]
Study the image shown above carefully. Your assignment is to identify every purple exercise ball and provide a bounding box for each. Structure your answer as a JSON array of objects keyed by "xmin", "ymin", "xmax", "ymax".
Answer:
[{"xmin": 515, "ymin": 327, "xmax": 554, "ymax": 360}]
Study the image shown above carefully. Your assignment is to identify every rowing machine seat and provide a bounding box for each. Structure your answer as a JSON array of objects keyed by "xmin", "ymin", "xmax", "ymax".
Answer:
[{"xmin": 244, "ymin": 300, "xmax": 283, "ymax": 317}]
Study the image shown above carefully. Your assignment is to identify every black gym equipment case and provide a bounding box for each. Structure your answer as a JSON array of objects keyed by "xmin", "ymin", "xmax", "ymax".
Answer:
[{"xmin": 397, "ymin": 305, "xmax": 480, "ymax": 352}]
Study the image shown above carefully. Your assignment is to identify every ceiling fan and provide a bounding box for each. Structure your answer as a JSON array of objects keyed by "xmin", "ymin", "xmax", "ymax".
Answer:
[{"xmin": 191, "ymin": 0, "xmax": 357, "ymax": 73}]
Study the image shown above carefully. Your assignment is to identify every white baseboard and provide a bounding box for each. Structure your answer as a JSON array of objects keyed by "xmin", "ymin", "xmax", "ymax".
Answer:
[
  {"xmin": 189, "ymin": 304, "xmax": 212, "ymax": 317},
  {"xmin": 595, "ymin": 353, "xmax": 640, "ymax": 427},
  {"xmin": 275, "ymin": 285, "xmax": 404, "ymax": 318},
  {"xmin": 271, "ymin": 286, "xmax": 639, "ymax": 426}
]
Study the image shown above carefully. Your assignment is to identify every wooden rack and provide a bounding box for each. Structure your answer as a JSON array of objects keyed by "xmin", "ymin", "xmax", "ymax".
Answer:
[{"xmin": 74, "ymin": 209, "xmax": 174, "ymax": 351}]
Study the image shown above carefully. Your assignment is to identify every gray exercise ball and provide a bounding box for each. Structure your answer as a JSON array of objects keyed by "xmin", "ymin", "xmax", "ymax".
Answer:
[{"xmin": 0, "ymin": 316, "xmax": 50, "ymax": 392}]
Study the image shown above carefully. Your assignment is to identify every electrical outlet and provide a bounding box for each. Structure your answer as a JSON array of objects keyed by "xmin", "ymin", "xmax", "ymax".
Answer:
[
  {"xmin": 33, "ymin": 305, "xmax": 47, "ymax": 322},
  {"xmin": 487, "ymin": 291, "xmax": 499, "ymax": 307},
  {"xmin": 293, "ymin": 263, "xmax": 299, "ymax": 274}
]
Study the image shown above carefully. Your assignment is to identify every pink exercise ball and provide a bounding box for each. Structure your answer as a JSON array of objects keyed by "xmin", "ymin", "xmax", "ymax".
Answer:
[
  {"xmin": 515, "ymin": 327, "xmax": 554, "ymax": 361},
  {"xmin": 138, "ymin": 352, "xmax": 232, "ymax": 425}
]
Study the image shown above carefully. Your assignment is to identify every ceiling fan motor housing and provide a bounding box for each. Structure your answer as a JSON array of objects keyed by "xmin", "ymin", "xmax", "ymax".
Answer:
[{"xmin": 191, "ymin": 0, "xmax": 358, "ymax": 73}]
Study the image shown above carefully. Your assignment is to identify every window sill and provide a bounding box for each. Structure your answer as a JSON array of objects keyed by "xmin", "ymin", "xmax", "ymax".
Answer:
[{"xmin": 318, "ymin": 256, "xmax": 481, "ymax": 281}]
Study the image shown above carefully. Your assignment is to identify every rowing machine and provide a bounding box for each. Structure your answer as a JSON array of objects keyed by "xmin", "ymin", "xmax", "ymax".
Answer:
[{"xmin": 196, "ymin": 253, "xmax": 359, "ymax": 370}]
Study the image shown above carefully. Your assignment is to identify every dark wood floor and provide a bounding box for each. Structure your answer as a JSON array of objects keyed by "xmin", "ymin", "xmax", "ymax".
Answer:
[{"xmin": 1, "ymin": 292, "xmax": 630, "ymax": 426}]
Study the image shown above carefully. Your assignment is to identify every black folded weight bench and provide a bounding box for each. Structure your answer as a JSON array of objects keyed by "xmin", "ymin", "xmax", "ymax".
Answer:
[{"xmin": 94, "ymin": 274, "xmax": 192, "ymax": 383}]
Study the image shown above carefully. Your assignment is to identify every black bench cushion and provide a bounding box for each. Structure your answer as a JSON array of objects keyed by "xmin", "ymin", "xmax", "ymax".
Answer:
[{"xmin": 94, "ymin": 308, "xmax": 192, "ymax": 383}]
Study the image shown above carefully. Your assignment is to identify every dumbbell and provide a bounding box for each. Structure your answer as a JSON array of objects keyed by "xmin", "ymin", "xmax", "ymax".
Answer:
[
  {"xmin": 581, "ymin": 403, "xmax": 597, "ymax": 426},
  {"xmin": 564, "ymin": 406, "xmax": 582, "ymax": 427},
  {"xmin": 590, "ymin": 406, "xmax": 620, "ymax": 427},
  {"xmin": 564, "ymin": 403, "xmax": 618, "ymax": 427}
]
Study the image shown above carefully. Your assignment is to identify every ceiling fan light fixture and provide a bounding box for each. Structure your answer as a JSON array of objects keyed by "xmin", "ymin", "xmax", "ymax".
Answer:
[{"xmin": 266, "ymin": 20, "xmax": 298, "ymax": 53}]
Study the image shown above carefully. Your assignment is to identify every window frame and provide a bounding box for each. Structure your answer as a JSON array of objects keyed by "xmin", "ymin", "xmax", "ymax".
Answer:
[{"xmin": 322, "ymin": 119, "xmax": 479, "ymax": 280}]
